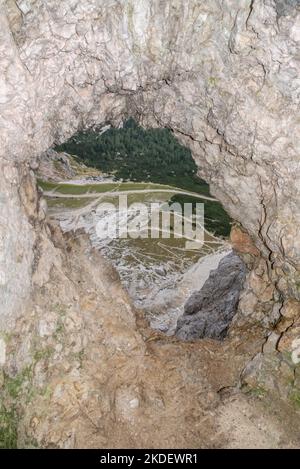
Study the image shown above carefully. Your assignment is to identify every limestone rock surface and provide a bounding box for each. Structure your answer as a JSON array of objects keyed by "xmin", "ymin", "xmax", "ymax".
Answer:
[
  {"xmin": 176, "ymin": 252, "xmax": 247, "ymax": 340},
  {"xmin": 0, "ymin": 0, "xmax": 300, "ymax": 323}
]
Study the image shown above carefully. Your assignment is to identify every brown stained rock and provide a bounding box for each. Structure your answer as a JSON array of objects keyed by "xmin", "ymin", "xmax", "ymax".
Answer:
[
  {"xmin": 18, "ymin": 170, "xmax": 39, "ymax": 222},
  {"xmin": 276, "ymin": 316, "xmax": 294, "ymax": 334},
  {"xmin": 281, "ymin": 299, "xmax": 300, "ymax": 320},
  {"xmin": 230, "ymin": 226, "xmax": 260, "ymax": 257},
  {"xmin": 248, "ymin": 270, "xmax": 275, "ymax": 302},
  {"xmin": 263, "ymin": 332, "xmax": 280, "ymax": 354},
  {"xmin": 238, "ymin": 291, "xmax": 258, "ymax": 316},
  {"xmin": 260, "ymin": 284, "xmax": 276, "ymax": 303},
  {"xmin": 277, "ymin": 319, "xmax": 300, "ymax": 360}
]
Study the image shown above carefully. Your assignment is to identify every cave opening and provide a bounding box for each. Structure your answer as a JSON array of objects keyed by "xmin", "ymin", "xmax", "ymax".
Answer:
[
  {"xmin": 1, "ymin": 0, "xmax": 299, "ymax": 449},
  {"xmin": 36, "ymin": 119, "xmax": 245, "ymax": 340}
]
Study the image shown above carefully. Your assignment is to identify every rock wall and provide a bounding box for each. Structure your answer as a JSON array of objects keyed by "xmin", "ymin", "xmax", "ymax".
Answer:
[
  {"xmin": 0, "ymin": 0, "xmax": 299, "ymax": 327},
  {"xmin": 176, "ymin": 252, "xmax": 247, "ymax": 341},
  {"xmin": 0, "ymin": 162, "xmax": 35, "ymax": 330},
  {"xmin": 1, "ymin": 230, "xmax": 296, "ymax": 449},
  {"xmin": 0, "ymin": 1, "xmax": 300, "ymax": 446}
]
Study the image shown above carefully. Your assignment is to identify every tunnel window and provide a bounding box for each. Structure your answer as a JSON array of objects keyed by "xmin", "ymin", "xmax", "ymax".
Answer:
[{"xmin": 37, "ymin": 120, "xmax": 238, "ymax": 338}]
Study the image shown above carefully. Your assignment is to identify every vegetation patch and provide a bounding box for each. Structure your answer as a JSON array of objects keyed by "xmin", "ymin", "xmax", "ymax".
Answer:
[
  {"xmin": 55, "ymin": 119, "xmax": 208, "ymax": 193},
  {"xmin": 33, "ymin": 346, "xmax": 54, "ymax": 362},
  {"xmin": 290, "ymin": 390, "xmax": 300, "ymax": 410},
  {"xmin": 0, "ymin": 404, "xmax": 18, "ymax": 449},
  {"xmin": 5, "ymin": 366, "xmax": 33, "ymax": 400},
  {"xmin": 170, "ymin": 193, "xmax": 231, "ymax": 237},
  {"xmin": 53, "ymin": 119, "xmax": 232, "ymax": 237},
  {"xmin": 243, "ymin": 385, "xmax": 267, "ymax": 398},
  {"xmin": 0, "ymin": 366, "xmax": 30, "ymax": 448}
]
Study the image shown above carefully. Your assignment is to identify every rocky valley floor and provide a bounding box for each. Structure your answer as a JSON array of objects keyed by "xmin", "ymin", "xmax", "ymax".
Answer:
[{"xmin": 1, "ymin": 222, "xmax": 299, "ymax": 449}]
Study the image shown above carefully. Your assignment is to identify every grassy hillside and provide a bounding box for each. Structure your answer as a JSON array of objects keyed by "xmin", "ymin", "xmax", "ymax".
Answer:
[{"xmin": 54, "ymin": 119, "xmax": 231, "ymax": 237}]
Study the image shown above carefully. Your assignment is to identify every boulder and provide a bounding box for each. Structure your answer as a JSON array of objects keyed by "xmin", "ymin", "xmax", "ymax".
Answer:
[{"xmin": 176, "ymin": 252, "xmax": 247, "ymax": 340}]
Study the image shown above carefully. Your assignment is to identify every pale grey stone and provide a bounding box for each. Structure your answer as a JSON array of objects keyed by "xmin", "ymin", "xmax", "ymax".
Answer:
[{"xmin": 0, "ymin": 0, "xmax": 299, "ymax": 328}]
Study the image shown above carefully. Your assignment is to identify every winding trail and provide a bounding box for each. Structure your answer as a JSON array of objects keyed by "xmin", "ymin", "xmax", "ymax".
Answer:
[{"xmin": 44, "ymin": 188, "xmax": 217, "ymax": 201}]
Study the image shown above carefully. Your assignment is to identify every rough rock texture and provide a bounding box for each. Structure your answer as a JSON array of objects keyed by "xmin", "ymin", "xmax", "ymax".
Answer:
[
  {"xmin": 0, "ymin": 0, "xmax": 300, "ymax": 447},
  {"xmin": 36, "ymin": 149, "xmax": 103, "ymax": 182},
  {"xmin": 0, "ymin": 228, "xmax": 298, "ymax": 449},
  {"xmin": 0, "ymin": 0, "xmax": 299, "ymax": 326},
  {"xmin": 176, "ymin": 252, "xmax": 247, "ymax": 340},
  {"xmin": 0, "ymin": 163, "xmax": 41, "ymax": 330},
  {"xmin": 37, "ymin": 150, "xmax": 76, "ymax": 182}
]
